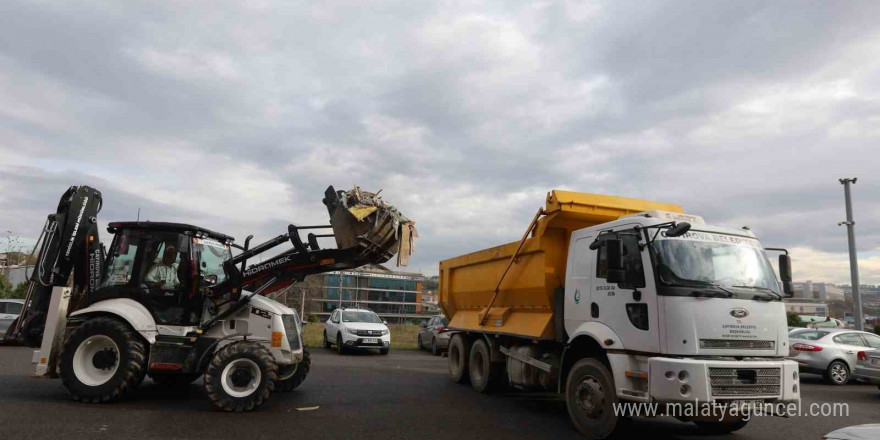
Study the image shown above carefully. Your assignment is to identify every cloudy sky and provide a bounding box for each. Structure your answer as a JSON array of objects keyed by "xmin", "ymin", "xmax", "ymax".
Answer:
[{"xmin": 1, "ymin": 1, "xmax": 878, "ymax": 284}]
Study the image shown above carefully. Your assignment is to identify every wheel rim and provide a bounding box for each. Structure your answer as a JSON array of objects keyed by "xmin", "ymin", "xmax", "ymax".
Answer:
[
  {"xmin": 72, "ymin": 335, "xmax": 120, "ymax": 386},
  {"xmin": 221, "ymin": 358, "xmax": 262, "ymax": 398},
  {"xmin": 831, "ymin": 364, "xmax": 847, "ymax": 383},
  {"xmin": 278, "ymin": 363, "xmax": 298, "ymax": 381},
  {"xmin": 574, "ymin": 376, "xmax": 606, "ymax": 419}
]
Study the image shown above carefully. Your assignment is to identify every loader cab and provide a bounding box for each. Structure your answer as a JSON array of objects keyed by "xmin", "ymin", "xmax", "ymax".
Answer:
[{"xmin": 93, "ymin": 222, "xmax": 233, "ymax": 326}]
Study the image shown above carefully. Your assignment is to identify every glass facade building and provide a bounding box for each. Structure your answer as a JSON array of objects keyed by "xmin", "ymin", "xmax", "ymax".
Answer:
[{"xmin": 307, "ymin": 266, "xmax": 428, "ymax": 322}]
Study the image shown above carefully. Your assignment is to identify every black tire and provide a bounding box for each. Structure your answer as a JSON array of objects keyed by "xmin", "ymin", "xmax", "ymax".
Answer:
[
  {"xmin": 59, "ymin": 316, "xmax": 148, "ymax": 403},
  {"xmin": 151, "ymin": 373, "xmax": 201, "ymax": 387},
  {"xmin": 204, "ymin": 342, "xmax": 277, "ymax": 412},
  {"xmin": 825, "ymin": 360, "xmax": 849, "ymax": 385},
  {"xmin": 431, "ymin": 338, "xmax": 440, "ymax": 356},
  {"xmin": 336, "ymin": 333, "xmax": 345, "ymax": 354},
  {"xmin": 418, "ymin": 334, "xmax": 424, "ymax": 351},
  {"xmin": 380, "ymin": 347, "xmax": 390, "ymax": 355},
  {"xmin": 565, "ymin": 358, "xmax": 618, "ymax": 439},
  {"xmin": 277, "ymin": 349, "xmax": 310, "ymax": 392},
  {"xmin": 448, "ymin": 333, "xmax": 472, "ymax": 384},
  {"xmin": 323, "ymin": 331, "xmax": 332, "ymax": 349},
  {"xmin": 468, "ymin": 339, "xmax": 501, "ymax": 393},
  {"xmin": 694, "ymin": 417, "xmax": 749, "ymax": 434}
]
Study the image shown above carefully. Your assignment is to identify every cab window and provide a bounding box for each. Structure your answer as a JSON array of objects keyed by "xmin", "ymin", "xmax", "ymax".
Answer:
[
  {"xmin": 596, "ymin": 233, "xmax": 645, "ymax": 288},
  {"xmin": 194, "ymin": 237, "xmax": 231, "ymax": 285}
]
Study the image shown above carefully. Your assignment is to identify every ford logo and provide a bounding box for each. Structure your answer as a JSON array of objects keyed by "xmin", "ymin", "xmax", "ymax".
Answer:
[{"xmin": 730, "ymin": 308, "xmax": 749, "ymax": 319}]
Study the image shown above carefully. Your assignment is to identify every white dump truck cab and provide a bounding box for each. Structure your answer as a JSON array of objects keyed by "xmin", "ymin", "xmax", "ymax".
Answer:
[{"xmin": 564, "ymin": 210, "xmax": 800, "ymax": 409}]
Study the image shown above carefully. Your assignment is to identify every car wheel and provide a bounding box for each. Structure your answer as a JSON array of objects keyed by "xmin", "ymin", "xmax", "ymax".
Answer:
[
  {"xmin": 204, "ymin": 341, "xmax": 277, "ymax": 412},
  {"xmin": 431, "ymin": 338, "xmax": 440, "ymax": 356},
  {"xmin": 825, "ymin": 360, "xmax": 849, "ymax": 385},
  {"xmin": 60, "ymin": 316, "xmax": 147, "ymax": 403},
  {"xmin": 323, "ymin": 331, "xmax": 331, "ymax": 349},
  {"xmin": 336, "ymin": 333, "xmax": 345, "ymax": 354},
  {"xmin": 380, "ymin": 347, "xmax": 390, "ymax": 355},
  {"xmin": 417, "ymin": 334, "xmax": 424, "ymax": 351}
]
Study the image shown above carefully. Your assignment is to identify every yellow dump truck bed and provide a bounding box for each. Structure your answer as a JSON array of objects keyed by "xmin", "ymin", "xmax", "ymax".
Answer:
[{"xmin": 438, "ymin": 190, "xmax": 682, "ymax": 340}]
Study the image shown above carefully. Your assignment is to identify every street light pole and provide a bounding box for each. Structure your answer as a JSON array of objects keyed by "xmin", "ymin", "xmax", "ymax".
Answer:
[{"xmin": 838, "ymin": 178, "xmax": 863, "ymax": 330}]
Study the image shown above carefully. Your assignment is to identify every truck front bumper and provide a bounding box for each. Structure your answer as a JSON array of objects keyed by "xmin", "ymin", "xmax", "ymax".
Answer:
[{"xmin": 648, "ymin": 357, "xmax": 800, "ymax": 404}]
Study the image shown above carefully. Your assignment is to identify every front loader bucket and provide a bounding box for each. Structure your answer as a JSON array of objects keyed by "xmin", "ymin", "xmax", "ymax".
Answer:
[{"xmin": 323, "ymin": 186, "xmax": 411, "ymax": 265}]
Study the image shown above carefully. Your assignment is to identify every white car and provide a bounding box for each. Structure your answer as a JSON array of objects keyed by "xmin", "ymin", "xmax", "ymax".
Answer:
[
  {"xmin": 1, "ymin": 299, "xmax": 25, "ymax": 342},
  {"xmin": 323, "ymin": 308, "xmax": 390, "ymax": 355}
]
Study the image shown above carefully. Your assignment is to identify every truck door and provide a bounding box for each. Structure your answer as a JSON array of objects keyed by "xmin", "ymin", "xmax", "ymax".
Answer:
[
  {"xmin": 565, "ymin": 236, "xmax": 594, "ymax": 331},
  {"xmin": 591, "ymin": 230, "xmax": 660, "ymax": 353}
]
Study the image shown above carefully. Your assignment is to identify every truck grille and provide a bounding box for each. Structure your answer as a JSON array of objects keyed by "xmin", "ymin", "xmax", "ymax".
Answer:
[
  {"xmin": 700, "ymin": 339, "xmax": 775, "ymax": 350},
  {"xmin": 709, "ymin": 368, "xmax": 780, "ymax": 397}
]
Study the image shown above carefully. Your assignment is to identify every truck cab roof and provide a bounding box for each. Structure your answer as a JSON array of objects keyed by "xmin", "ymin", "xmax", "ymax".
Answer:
[{"xmin": 107, "ymin": 221, "xmax": 234, "ymax": 243}]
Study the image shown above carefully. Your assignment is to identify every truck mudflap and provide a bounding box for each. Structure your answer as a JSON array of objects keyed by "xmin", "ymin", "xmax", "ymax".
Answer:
[{"xmin": 648, "ymin": 357, "xmax": 800, "ymax": 404}]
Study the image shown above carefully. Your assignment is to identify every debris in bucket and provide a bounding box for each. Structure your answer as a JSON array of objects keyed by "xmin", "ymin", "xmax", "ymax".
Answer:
[{"xmin": 324, "ymin": 186, "xmax": 417, "ymax": 266}]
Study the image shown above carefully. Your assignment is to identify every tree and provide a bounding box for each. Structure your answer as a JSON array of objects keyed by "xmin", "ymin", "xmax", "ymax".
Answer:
[
  {"xmin": 10, "ymin": 282, "xmax": 28, "ymax": 299},
  {"xmin": 786, "ymin": 312, "xmax": 803, "ymax": 328},
  {"xmin": 0, "ymin": 273, "xmax": 11, "ymax": 299}
]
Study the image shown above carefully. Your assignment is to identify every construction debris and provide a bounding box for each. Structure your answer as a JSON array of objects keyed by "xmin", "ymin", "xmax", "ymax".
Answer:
[{"xmin": 324, "ymin": 186, "xmax": 417, "ymax": 266}]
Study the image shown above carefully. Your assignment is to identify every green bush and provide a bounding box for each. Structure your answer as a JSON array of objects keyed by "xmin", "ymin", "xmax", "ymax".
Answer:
[{"xmin": 786, "ymin": 312, "xmax": 804, "ymax": 328}]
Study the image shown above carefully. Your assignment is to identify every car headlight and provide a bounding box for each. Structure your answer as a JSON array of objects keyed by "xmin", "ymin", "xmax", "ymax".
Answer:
[
  {"xmin": 381, "ymin": 328, "xmax": 389, "ymax": 335},
  {"xmin": 346, "ymin": 328, "xmax": 359, "ymax": 335}
]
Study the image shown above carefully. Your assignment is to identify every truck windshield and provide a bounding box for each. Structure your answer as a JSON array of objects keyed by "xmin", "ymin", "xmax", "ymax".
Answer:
[{"xmin": 650, "ymin": 231, "xmax": 780, "ymax": 299}]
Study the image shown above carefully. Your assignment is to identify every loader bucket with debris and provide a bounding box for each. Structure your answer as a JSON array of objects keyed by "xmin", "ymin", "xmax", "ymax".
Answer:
[{"xmin": 322, "ymin": 186, "xmax": 417, "ymax": 267}]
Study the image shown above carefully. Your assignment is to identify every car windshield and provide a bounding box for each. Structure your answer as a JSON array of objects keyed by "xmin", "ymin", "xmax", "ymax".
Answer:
[
  {"xmin": 651, "ymin": 231, "xmax": 780, "ymax": 298},
  {"xmin": 342, "ymin": 311, "xmax": 382, "ymax": 323}
]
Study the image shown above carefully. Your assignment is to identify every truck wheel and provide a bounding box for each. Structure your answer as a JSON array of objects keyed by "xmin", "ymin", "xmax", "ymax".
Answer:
[
  {"xmin": 694, "ymin": 416, "xmax": 749, "ymax": 434},
  {"xmin": 204, "ymin": 342, "xmax": 277, "ymax": 412},
  {"xmin": 60, "ymin": 317, "xmax": 148, "ymax": 403},
  {"xmin": 323, "ymin": 331, "xmax": 332, "ymax": 349},
  {"xmin": 448, "ymin": 334, "xmax": 472, "ymax": 384},
  {"xmin": 468, "ymin": 339, "xmax": 501, "ymax": 393},
  {"xmin": 565, "ymin": 358, "xmax": 618, "ymax": 439},
  {"xmin": 825, "ymin": 360, "xmax": 849, "ymax": 385},
  {"xmin": 151, "ymin": 373, "xmax": 201, "ymax": 387},
  {"xmin": 277, "ymin": 349, "xmax": 310, "ymax": 392}
]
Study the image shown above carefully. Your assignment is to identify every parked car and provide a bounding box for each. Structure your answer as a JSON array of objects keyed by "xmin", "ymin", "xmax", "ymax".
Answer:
[
  {"xmin": 854, "ymin": 350, "xmax": 880, "ymax": 390},
  {"xmin": 0, "ymin": 299, "xmax": 25, "ymax": 343},
  {"xmin": 323, "ymin": 308, "xmax": 390, "ymax": 355},
  {"xmin": 823, "ymin": 424, "xmax": 880, "ymax": 440},
  {"xmin": 787, "ymin": 328, "xmax": 880, "ymax": 385},
  {"xmin": 418, "ymin": 315, "xmax": 451, "ymax": 355}
]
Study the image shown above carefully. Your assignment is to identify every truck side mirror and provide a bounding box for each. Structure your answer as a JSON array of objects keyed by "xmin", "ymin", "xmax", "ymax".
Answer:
[
  {"xmin": 665, "ymin": 222, "xmax": 691, "ymax": 237},
  {"xmin": 778, "ymin": 254, "xmax": 793, "ymax": 297},
  {"xmin": 605, "ymin": 238, "xmax": 625, "ymax": 284}
]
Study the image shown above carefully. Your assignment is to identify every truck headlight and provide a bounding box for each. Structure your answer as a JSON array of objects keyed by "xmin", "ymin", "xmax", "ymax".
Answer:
[{"xmin": 346, "ymin": 328, "xmax": 359, "ymax": 335}]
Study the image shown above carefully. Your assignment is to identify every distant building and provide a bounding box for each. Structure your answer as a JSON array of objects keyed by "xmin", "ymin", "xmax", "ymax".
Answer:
[
  {"xmin": 792, "ymin": 281, "xmax": 845, "ymax": 302},
  {"xmin": 784, "ymin": 301, "xmax": 829, "ymax": 317},
  {"xmin": 294, "ymin": 265, "xmax": 431, "ymax": 323},
  {"xmin": 0, "ymin": 265, "xmax": 33, "ymax": 286}
]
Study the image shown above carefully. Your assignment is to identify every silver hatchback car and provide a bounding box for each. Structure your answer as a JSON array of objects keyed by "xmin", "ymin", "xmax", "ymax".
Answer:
[
  {"xmin": 787, "ymin": 328, "xmax": 880, "ymax": 385},
  {"xmin": 0, "ymin": 299, "xmax": 25, "ymax": 342}
]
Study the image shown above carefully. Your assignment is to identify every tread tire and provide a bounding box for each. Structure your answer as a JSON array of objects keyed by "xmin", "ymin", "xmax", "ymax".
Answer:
[
  {"xmin": 60, "ymin": 316, "xmax": 148, "ymax": 403},
  {"xmin": 277, "ymin": 349, "xmax": 311, "ymax": 392},
  {"xmin": 204, "ymin": 342, "xmax": 277, "ymax": 412}
]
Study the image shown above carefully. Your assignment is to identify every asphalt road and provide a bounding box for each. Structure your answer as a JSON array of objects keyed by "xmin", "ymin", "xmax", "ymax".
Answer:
[{"xmin": 1, "ymin": 346, "xmax": 878, "ymax": 440}]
